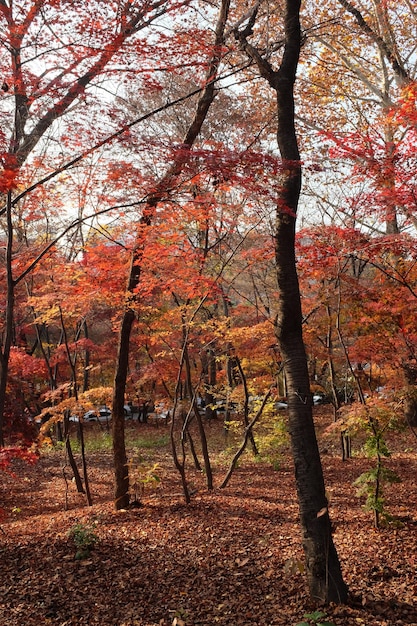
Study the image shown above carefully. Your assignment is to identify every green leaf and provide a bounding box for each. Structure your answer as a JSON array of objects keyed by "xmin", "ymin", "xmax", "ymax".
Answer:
[{"xmin": 305, "ymin": 612, "xmax": 327, "ymax": 620}]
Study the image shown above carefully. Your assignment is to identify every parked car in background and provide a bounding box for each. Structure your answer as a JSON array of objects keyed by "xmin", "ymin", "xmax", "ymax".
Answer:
[
  {"xmin": 70, "ymin": 404, "xmax": 136, "ymax": 423},
  {"xmin": 313, "ymin": 393, "xmax": 326, "ymax": 405},
  {"xmin": 274, "ymin": 395, "xmax": 325, "ymax": 409},
  {"xmin": 275, "ymin": 400, "xmax": 289, "ymax": 409},
  {"xmin": 147, "ymin": 401, "xmax": 171, "ymax": 425},
  {"xmin": 83, "ymin": 410, "xmax": 98, "ymax": 422},
  {"xmin": 76, "ymin": 406, "xmax": 112, "ymax": 423},
  {"xmin": 97, "ymin": 406, "xmax": 111, "ymax": 422}
]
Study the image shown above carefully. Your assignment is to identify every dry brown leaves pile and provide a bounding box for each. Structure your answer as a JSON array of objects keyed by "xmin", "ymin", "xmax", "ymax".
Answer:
[{"xmin": 0, "ymin": 409, "xmax": 416, "ymax": 626}]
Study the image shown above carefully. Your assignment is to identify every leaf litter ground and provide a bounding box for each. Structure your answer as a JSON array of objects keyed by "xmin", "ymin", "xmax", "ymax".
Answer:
[{"xmin": 0, "ymin": 408, "xmax": 416, "ymax": 626}]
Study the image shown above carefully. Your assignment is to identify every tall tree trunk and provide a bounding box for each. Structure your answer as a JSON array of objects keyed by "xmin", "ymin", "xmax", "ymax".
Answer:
[
  {"xmin": 274, "ymin": 2, "xmax": 347, "ymax": 604},
  {"xmin": 111, "ymin": 0, "xmax": 231, "ymax": 509},
  {"xmin": 276, "ymin": 222, "xmax": 347, "ymax": 602},
  {"xmin": 112, "ymin": 254, "xmax": 141, "ymax": 509},
  {"xmin": 235, "ymin": 0, "xmax": 347, "ymax": 604},
  {"xmin": 0, "ymin": 192, "xmax": 16, "ymax": 446}
]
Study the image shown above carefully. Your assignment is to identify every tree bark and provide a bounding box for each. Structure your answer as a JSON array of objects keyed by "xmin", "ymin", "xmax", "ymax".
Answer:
[
  {"xmin": 201, "ymin": 348, "xmax": 217, "ymax": 421},
  {"xmin": 112, "ymin": 253, "xmax": 141, "ymax": 509},
  {"xmin": 235, "ymin": 0, "xmax": 348, "ymax": 604},
  {"xmin": 63, "ymin": 413, "xmax": 85, "ymax": 496},
  {"xmin": 0, "ymin": 192, "xmax": 15, "ymax": 446},
  {"xmin": 274, "ymin": 2, "xmax": 347, "ymax": 604},
  {"xmin": 111, "ymin": 0, "xmax": 231, "ymax": 509}
]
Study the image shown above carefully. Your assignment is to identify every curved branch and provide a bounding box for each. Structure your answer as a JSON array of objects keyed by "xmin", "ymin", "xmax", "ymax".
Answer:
[{"xmin": 336, "ymin": 0, "xmax": 410, "ymax": 83}]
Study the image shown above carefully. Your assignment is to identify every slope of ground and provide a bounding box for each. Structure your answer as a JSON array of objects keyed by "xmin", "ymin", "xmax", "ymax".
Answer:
[{"xmin": 0, "ymin": 409, "xmax": 416, "ymax": 626}]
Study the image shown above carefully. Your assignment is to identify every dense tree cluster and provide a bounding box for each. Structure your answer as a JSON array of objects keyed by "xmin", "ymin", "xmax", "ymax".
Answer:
[{"xmin": 1, "ymin": 0, "xmax": 416, "ymax": 604}]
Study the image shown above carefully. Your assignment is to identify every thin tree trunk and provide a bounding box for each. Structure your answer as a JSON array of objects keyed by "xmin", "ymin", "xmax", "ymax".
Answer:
[
  {"xmin": 111, "ymin": 0, "xmax": 231, "ymax": 509},
  {"xmin": 181, "ymin": 316, "xmax": 213, "ymax": 490},
  {"xmin": 0, "ymin": 192, "xmax": 15, "ymax": 446},
  {"xmin": 78, "ymin": 420, "xmax": 92, "ymax": 506},
  {"xmin": 59, "ymin": 308, "xmax": 92, "ymax": 503},
  {"xmin": 185, "ymin": 424, "xmax": 202, "ymax": 471},
  {"xmin": 235, "ymin": 356, "xmax": 259, "ymax": 456},
  {"xmin": 63, "ymin": 413, "xmax": 85, "ymax": 495},
  {"xmin": 220, "ymin": 390, "xmax": 270, "ymax": 489},
  {"xmin": 170, "ymin": 377, "xmax": 191, "ymax": 504},
  {"xmin": 77, "ymin": 318, "xmax": 91, "ymax": 393},
  {"xmin": 201, "ymin": 349, "xmax": 217, "ymax": 421},
  {"xmin": 325, "ymin": 303, "xmax": 351, "ymax": 459},
  {"xmin": 170, "ymin": 407, "xmax": 191, "ymax": 505}
]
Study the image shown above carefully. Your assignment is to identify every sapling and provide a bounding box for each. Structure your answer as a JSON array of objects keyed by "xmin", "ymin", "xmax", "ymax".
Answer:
[
  {"xmin": 340, "ymin": 398, "xmax": 401, "ymax": 527},
  {"xmin": 69, "ymin": 522, "xmax": 98, "ymax": 560},
  {"xmin": 296, "ymin": 610, "xmax": 336, "ymax": 626},
  {"xmin": 127, "ymin": 451, "xmax": 161, "ymax": 506}
]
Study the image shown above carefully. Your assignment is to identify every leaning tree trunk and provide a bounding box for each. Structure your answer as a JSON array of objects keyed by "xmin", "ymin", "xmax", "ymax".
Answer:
[
  {"xmin": 111, "ymin": 0, "xmax": 231, "ymax": 510},
  {"xmin": 235, "ymin": 0, "xmax": 347, "ymax": 604},
  {"xmin": 276, "ymin": 214, "xmax": 347, "ymax": 603}
]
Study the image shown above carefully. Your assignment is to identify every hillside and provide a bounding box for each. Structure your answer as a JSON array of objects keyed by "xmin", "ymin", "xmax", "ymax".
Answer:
[{"xmin": 1, "ymin": 411, "xmax": 416, "ymax": 626}]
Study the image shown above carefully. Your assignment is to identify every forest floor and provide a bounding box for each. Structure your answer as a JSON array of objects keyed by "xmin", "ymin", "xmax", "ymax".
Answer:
[{"xmin": 0, "ymin": 407, "xmax": 417, "ymax": 626}]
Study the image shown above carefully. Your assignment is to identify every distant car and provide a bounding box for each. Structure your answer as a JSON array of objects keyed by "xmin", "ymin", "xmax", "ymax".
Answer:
[
  {"xmin": 274, "ymin": 395, "xmax": 324, "ymax": 409},
  {"xmin": 147, "ymin": 402, "xmax": 171, "ymax": 425},
  {"xmin": 97, "ymin": 406, "xmax": 111, "ymax": 422},
  {"xmin": 313, "ymin": 394, "xmax": 325, "ymax": 405},
  {"xmin": 79, "ymin": 406, "xmax": 111, "ymax": 423},
  {"xmin": 275, "ymin": 401, "xmax": 289, "ymax": 410},
  {"xmin": 83, "ymin": 410, "xmax": 98, "ymax": 422}
]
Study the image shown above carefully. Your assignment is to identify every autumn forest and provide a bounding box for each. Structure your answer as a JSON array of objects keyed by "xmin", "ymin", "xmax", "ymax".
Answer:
[{"xmin": 1, "ymin": 1, "xmax": 417, "ymax": 625}]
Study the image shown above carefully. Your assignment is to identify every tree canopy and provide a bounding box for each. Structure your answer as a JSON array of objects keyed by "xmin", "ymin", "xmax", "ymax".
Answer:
[{"xmin": 1, "ymin": 0, "xmax": 417, "ymax": 609}]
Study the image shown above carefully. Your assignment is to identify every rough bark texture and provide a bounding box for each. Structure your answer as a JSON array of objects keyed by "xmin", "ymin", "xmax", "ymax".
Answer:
[
  {"xmin": 0, "ymin": 193, "xmax": 15, "ymax": 446},
  {"xmin": 273, "ymin": 1, "xmax": 348, "ymax": 604},
  {"xmin": 112, "ymin": 253, "xmax": 141, "ymax": 509},
  {"xmin": 235, "ymin": 0, "xmax": 347, "ymax": 603}
]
